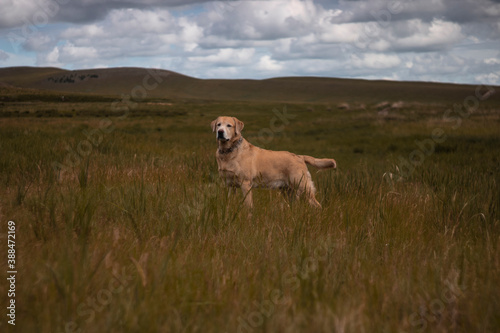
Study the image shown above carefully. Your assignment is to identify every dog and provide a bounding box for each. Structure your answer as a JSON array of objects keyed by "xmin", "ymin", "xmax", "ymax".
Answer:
[{"xmin": 211, "ymin": 116, "xmax": 336, "ymax": 209}]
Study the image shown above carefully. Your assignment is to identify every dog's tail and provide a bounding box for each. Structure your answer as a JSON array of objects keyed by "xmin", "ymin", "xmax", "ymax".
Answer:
[{"xmin": 300, "ymin": 155, "xmax": 337, "ymax": 170}]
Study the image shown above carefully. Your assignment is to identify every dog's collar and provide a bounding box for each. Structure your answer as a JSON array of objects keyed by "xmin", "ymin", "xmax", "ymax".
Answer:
[{"xmin": 218, "ymin": 137, "xmax": 243, "ymax": 155}]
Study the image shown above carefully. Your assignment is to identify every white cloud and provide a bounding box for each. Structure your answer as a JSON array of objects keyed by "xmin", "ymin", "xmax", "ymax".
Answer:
[
  {"xmin": 0, "ymin": 0, "xmax": 42, "ymax": 29},
  {"xmin": 319, "ymin": 22, "xmax": 365, "ymax": 43},
  {"xmin": 256, "ymin": 55, "xmax": 283, "ymax": 72},
  {"xmin": 408, "ymin": 53, "xmax": 467, "ymax": 80},
  {"xmin": 39, "ymin": 43, "xmax": 98, "ymax": 67},
  {"xmin": 178, "ymin": 17, "xmax": 203, "ymax": 51},
  {"xmin": 188, "ymin": 48, "xmax": 255, "ymax": 66},
  {"xmin": 37, "ymin": 8, "xmax": 202, "ymax": 67},
  {"xmin": 204, "ymin": 66, "xmax": 240, "ymax": 78},
  {"xmin": 392, "ymin": 19, "xmax": 465, "ymax": 51},
  {"xmin": 485, "ymin": 58, "xmax": 500, "ymax": 65},
  {"xmin": 475, "ymin": 72, "xmax": 500, "ymax": 85},
  {"xmin": 351, "ymin": 53, "xmax": 401, "ymax": 69},
  {"xmin": 42, "ymin": 47, "xmax": 62, "ymax": 67},
  {"xmin": 206, "ymin": 0, "xmax": 320, "ymax": 41},
  {"xmin": 1, "ymin": 0, "xmax": 499, "ymax": 83}
]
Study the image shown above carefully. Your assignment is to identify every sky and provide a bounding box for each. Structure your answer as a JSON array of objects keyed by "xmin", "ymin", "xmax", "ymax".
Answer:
[{"xmin": 0, "ymin": 0, "xmax": 499, "ymax": 84}]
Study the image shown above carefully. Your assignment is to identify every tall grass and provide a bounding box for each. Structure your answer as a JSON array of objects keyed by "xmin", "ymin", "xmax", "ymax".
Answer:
[{"xmin": 0, "ymin": 102, "xmax": 499, "ymax": 332}]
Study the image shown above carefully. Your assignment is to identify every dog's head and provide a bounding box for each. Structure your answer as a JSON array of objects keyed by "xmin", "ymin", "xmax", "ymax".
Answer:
[{"xmin": 211, "ymin": 116, "xmax": 244, "ymax": 142}]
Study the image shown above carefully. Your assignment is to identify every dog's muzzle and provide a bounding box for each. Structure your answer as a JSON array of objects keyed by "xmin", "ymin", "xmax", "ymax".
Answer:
[{"xmin": 217, "ymin": 130, "xmax": 228, "ymax": 141}]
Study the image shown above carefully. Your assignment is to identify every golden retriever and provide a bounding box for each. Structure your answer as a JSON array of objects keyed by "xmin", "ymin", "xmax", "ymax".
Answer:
[{"xmin": 211, "ymin": 116, "xmax": 336, "ymax": 209}]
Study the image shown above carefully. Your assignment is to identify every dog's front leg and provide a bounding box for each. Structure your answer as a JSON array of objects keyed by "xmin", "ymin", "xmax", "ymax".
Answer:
[
  {"xmin": 227, "ymin": 186, "xmax": 237, "ymax": 199},
  {"xmin": 240, "ymin": 181, "xmax": 254, "ymax": 219},
  {"xmin": 241, "ymin": 181, "xmax": 253, "ymax": 209}
]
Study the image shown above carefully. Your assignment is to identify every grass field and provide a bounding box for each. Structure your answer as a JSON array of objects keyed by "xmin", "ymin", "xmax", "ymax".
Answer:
[{"xmin": 0, "ymin": 72, "xmax": 500, "ymax": 332}]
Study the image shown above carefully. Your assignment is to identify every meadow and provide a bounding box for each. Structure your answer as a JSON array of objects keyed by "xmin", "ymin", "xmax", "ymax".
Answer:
[{"xmin": 0, "ymin": 85, "xmax": 499, "ymax": 332}]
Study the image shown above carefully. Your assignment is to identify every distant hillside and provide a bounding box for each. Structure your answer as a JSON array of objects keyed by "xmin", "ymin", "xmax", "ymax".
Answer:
[{"xmin": 0, "ymin": 66, "xmax": 498, "ymax": 105}]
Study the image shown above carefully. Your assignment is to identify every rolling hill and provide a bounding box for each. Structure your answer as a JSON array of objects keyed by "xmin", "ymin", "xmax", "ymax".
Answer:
[{"xmin": 0, "ymin": 66, "xmax": 498, "ymax": 105}]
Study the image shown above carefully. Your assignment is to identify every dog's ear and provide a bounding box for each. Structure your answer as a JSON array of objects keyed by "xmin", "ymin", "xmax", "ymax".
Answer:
[
  {"xmin": 233, "ymin": 117, "xmax": 244, "ymax": 135},
  {"xmin": 211, "ymin": 118, "xmax": 219, "ymax": 133}
]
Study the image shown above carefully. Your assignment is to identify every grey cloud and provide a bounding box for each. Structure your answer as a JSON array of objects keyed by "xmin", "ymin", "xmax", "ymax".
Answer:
[
  {"xmin": 0, "ymin": 0, "xmax": 213, "ymax": 29},
  {"xmin": 22, "ymin": 33, "xmax": 56, "ymax": 52},
  {"xmin": 53, "ymin": 0, "xmax": 210, "ymax": 23},
  {"xmin": 328, "ymin": 0, "xmax": 500, "ymax": 27},
  {"xmin": 0, "ymin": 49, "xmax": 9, "ymax": 60},
  {"xmin": 1, "ymin": 0, "xmax": 498, "ymax": 84},
  {"xmin": 204, "ymin": 1, "xmax": 314, "ymax": 42}
]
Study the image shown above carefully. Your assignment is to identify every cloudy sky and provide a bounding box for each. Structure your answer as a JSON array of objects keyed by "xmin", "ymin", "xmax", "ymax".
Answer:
[{"xmin": 0, "ymin": 0, "xmax": 499, "ymax": 84}]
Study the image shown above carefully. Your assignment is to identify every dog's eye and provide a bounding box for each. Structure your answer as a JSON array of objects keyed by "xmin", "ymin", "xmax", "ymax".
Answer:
[
  {"xmin": 217, "ymin": 123, "xmax": 221, "ymax": 127},
  {"xmin": 227, "ymin": 124, "xmax": 232, "ymax": 127}
]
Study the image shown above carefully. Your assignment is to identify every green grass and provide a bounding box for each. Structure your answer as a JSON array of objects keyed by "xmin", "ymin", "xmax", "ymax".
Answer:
[{"xmin": 0, "ymin": 93, "xmax": 499, "ymax": 332}]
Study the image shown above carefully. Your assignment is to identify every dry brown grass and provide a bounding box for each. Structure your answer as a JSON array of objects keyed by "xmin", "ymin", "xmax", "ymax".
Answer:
[{"xmin": 0, "ymin": 98, "xmax": 499, "ymax": 332}]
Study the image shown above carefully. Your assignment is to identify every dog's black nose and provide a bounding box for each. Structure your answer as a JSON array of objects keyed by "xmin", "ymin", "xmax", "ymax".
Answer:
[{"xmin": 217, "ymin": 130, "xmax": 225, "ymax": 138}]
